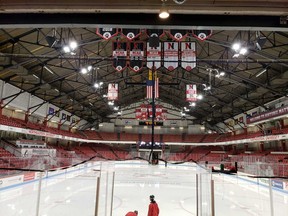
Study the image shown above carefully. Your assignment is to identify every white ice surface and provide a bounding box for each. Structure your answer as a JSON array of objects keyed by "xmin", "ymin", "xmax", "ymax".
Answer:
[{"xmin": 0, "ymin": 161, "xmax": 287, "ymax": 216}]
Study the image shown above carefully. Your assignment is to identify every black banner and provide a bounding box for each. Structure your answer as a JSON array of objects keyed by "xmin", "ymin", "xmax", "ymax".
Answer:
[
  {"xmin": 129, "ymin": 42, "xmax": 144, "ymax": 72},
  {"xmin": 112, "ymin": 42, "xmax": 127, "ymax": 72},
  {"xmin": 96, "ymin": 28, "xmax": 118, "ymax": 40}
]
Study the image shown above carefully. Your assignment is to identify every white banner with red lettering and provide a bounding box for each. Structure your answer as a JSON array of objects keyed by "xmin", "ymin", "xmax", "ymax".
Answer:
[
  {"xmin": 186, "ymin": 84, "xmax": 197, "ymax": 102},
  {"xmin": 135, "ymin": 108, "xmax": 141, "ymax": 120},
  {"xmin": 136, "ymin": 104, "xmax": 166, "ymax": 121},
  {"xmin": 163, "ymin": 42, "xmax": 179, "ymax": 71},
  {"xmin": 108, "ymin": 83, "xmax": 118, "ymax": 101},
  {"xmin": 156, "ymin": 105, "xmax": 163, "ymax": 120},
  {"xmin": 140, "ymin": 104, "xmax": 148, "ymax": 120},
  {"xmin": 181, "ymin": 42, "xmax": 196, "ymax": 71}
]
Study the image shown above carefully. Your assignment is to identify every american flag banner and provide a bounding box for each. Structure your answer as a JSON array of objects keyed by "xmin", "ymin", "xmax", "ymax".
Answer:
[{"xmin": 146, "ymin": 70, "xmax": 159, "ymax": 99}]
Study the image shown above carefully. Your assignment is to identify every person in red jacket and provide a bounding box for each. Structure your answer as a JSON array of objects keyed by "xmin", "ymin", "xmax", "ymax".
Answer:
[
  {"xmin": 125, "ymin": 210, "xmax": 138, "ymax": 216},
  {"xmin": 148, "ymin": 195, "xmax": 159, "ymax": 216}
]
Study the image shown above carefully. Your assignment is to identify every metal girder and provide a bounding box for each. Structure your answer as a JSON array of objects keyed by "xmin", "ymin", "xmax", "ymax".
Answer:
[
  {"xmin": 0, "ymin": 28, "xmax": 39, "ymax": 47},
  {"xmin": 0, "ymin": 13, "xmax": 287, "ymax": 31}
]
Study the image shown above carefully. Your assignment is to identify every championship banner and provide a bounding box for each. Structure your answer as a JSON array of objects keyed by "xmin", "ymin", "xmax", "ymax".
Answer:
[
  {"xmin": 135, "ymin": 108, "xmax": 141, "ymax": 120},
  {"xmin": 137, "ymin": 104, "xmax": 166, "ymax": 121},
  {"xmin": 121, "ymin": 29, "xmax": 142, "ymax": 40},
  {"xmin": 147, "ymin": 104, "xmax": 153, "ymax": 118},
  {"xmin": 181, "ymin": 42, "xmax": 196, "ymax": 71},
  {"xmin": 155, "ymin": 105, "xmax": 163, "ymax": 120},
  {"xmin": 129, "ymin": 42, "xmax": 144, "ymax": 72},
  {"xmin": 163, "ymin": 42, "xmax": 179, "ymax": 71},
  {"xmin": 168, "ymin": 30, "xmax": 188, "ymax": 41},
  {"xmin": 112, "ymin": 42, "xmax": 127, "ymax": 72},
  {"xmin": 108, "ymin": 83, "xmax": 118, "ymax": 101},
  {"xmin": 162, "ymin": 109, "xmax": 167, "ymax": 120},
  {"xmin": 96, "ymin": 28, "xmax": 118, "ymax": 40},
  {"xmin": 186, "ymin": 84, "xmax": 197, "ymax": 102},
  {"xmin": 192, "ymin": 30, "xmax": 213, "ymax": 41},
  {"xmin": 140, "ymin": 104, "xmax": 148, "ymax": 120},
  {"xmin": 146, "ymin": 42, "xmax": 161, "ymax": 70}
]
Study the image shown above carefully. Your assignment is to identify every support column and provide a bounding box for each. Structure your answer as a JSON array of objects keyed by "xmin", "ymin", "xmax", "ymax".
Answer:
[
  {"xmin": 232, "ymin": 145, "xmax": 237, "ymax": 154},
  {"xmin": 260, "ymin": 142, "xmax": 264, "ymax": 152},
  {"xmin": 281, "ymin": 140, "xmax": 286, "ymax": 151},
  {"xmin": 244, "ymin": 127, "xmax": 248, "ymax": 135},
  {"xmin": 25, "ymin": 110, "xmax": 30, "ymax": 123},
  {"xmin": 43, "ymin": 117, "xmax": 48, "ymax": 128},
  {"xmin": 0, "ymin": 100, "xmax": 3, "ymax": 116},
  {"xmin": 244, "ymin": 143, "xmax": 248, "ymax": 151},
  {"xmin": 280, "ymin": 119, "xmax": 284, "ymax": 130}
]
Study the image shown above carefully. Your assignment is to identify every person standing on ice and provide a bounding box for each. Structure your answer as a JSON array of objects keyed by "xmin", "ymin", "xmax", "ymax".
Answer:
[
  {"xmin": 125, "ymin": 210, "xmax": 138, "ymax": 216},
  {"xmin": 148, "ymin": 195, "xmax": 159, "ymax": 216}
]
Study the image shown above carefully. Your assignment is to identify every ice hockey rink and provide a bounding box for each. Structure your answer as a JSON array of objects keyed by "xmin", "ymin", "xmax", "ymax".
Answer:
[{"xmin": 0, "ymin": 160, "xmax": 288, "ymax": 216}]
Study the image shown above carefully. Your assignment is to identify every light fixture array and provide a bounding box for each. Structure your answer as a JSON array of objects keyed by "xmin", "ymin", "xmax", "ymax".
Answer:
[
  {"xmin": 94, "ymin": 81, "xmax": 104, "ymax": 89},
  {"xmin": 182, "ymin": 93, "xmax": 203, "ymax": 115},
  {"xmin": 202, "ymin": 68, "xmax": 226, "ymax": 91},
  {"xmin": 80, "ymin": 65, "xmax": 93, "ymax": 74},
  {"xmin": 63, "ymin": 41, "xmax": 78, "ymax": 55},
  {"xmin": 232, "ymin": 42, "xmax": 248, "ymax": 58}
]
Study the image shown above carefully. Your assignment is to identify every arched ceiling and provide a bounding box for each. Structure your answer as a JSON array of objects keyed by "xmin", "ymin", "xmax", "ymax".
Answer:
[{"xmin": 0, "ymin": 1, "xmax": 287, "ymax": 127}]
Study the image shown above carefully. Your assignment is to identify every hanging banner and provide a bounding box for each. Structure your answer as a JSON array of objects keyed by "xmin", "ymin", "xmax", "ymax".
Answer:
[
  {"xmin": 168, "ymin": 30, "xmax": 188, "ymax": 41},
  {"xmin": 135, "ymin": 108, "xmax": 141, "ymax": 120},
  {"xmin": 136, "ymin": 104, "xmax": 165, "ymax": 121},
  {"xmin": 147, "ymin": 104, "xmax": 153, "ymax": 118},
  {"xmin": 186, "ymin": 84, "xmax": 197, "ymax": 102},
  {"xmin": 146, "ymin": 42, "xmax": 161, "ymax": 70},
  {"xmin": 129, "ymin": 42, "xmax": 144, "ymax": 72},
  {"xmin": 146, "ymin": 70, "xmax": 159, "ymax": 99},
  {"xmin": 146, "ymin": 29, "xmax": 164, "ymax": 50},
  {"xmin": 155, "ymin": 105, "xmax": 163, "ymax": 120},
  {"xmin": 181, "ymin": 42, "xmax": 196, "ymax": 71},
  {"xmin": 107, "ymin": 83, "xmax": 118, "ymax": 101},
  {"xmin": 146, "ymin": 29, "xmax": 165, "ymax": 39},
  {"xmin": 112, "ymin": 42, "xmax": 127, "ymax": 72},
  {"xmin": 192, "ymin": 30, "xmax": 213, "ymax": 41},
  {"xmin": 96, "ymin": 28, "xmax": 118, "ymax": 40},
  {"xmin": 121, "ymin": 29, "xmax": 142, "ymax": 40},
  {"xmin": 163, "ymin": 42, "xmax": 179, "ymax": 71},
  {"xmin": 140, "ymin": 104, "xmax": 148, "ymax": 120},
  {"xmin": 162, "ymin": 109, "xmax": 167, "ymax": 120}
]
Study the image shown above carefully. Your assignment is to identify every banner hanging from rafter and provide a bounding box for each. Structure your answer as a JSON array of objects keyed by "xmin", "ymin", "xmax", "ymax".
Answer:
[
  {"xmin": 121, "ymin": 28, "xmax": 142, "ymax": 40},
  {"xmin": 163, "ymin": 42, "xmax": 179, "ymax": 71},
  {"xmin": 186, "ymin": 84, "xmax": 197, "ymax": 102},
  {"xmin": 96, "ymin": 28, "xmax": 119, "ymax": 40},
  {"xmin": 192, "ymin": 30, "xmax": 213, "ymax": 41},
  {"xmin": 135, "ymin": 104, "xmax": 166, "ymax": 121},
  {"xmin": 181, "ymin": 42, "xmax": 196, "ymax": 71},
  {"xmin": 168, "ymin": 30, "xmax": 188, "ymax": 41},
  {"xmin": 146, "ymin": 42, "xmax": 161, "ymax": 70},
  {"xmin": 108, "ymin": 83, "xmax": 118, "ymax": 101},
  {"xmin": 112, "ymin": 42, "xmax": 127, "ymax": 72},
  {"xmin": 146, "ymin": 70, "xmax": 159, "ymax": 99},
  {"xmin": 129, "ymin": 42, "xmax": 144, "ymax": 72}
]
